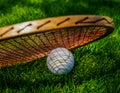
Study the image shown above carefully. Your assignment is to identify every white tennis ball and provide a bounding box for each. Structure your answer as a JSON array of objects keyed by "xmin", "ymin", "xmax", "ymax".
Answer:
[{"xmin": 47, "ymin": 47, "xmax": 74, "ymax": 75}]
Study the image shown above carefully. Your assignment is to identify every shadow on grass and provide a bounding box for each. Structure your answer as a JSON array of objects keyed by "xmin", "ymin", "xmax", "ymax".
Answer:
[
  {"xmin": 0, "ymin": 0, "xmax": 120, "ymax": 92},
  {"xmin": 0, "ymin": 48, "xmax": 120, "ymax": 92},
  {"xmin": 0, "ymin": 60, "xmax": 75, "ymax": 91}
]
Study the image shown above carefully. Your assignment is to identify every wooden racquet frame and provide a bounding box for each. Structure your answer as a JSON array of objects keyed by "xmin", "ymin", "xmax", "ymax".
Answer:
[{"xmin": 0, "ymin": 15, "xmax": 114, "ymax": 66}]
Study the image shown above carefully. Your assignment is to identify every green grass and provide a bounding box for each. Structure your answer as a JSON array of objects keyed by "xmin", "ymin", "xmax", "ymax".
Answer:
[{"xmin": 0, "ymin": 0, "xmax": 120, "ymax": 93}]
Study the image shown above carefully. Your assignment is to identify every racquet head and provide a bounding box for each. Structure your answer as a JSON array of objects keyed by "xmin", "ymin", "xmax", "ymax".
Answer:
[{"xmin": 0, "ymin": 15, "xmax": 114, "ymax": 66}]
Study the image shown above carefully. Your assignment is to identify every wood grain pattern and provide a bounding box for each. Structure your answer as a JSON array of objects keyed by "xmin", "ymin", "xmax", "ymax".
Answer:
[{"xmin": 0, "ymin": 15, "xmax": 114, "ymax": 41}]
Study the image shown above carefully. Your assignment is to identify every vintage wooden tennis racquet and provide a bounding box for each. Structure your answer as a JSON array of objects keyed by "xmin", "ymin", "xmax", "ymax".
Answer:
[{"xmin": 0, "ymin": 15, "xmax": 114, "ymax": 66}]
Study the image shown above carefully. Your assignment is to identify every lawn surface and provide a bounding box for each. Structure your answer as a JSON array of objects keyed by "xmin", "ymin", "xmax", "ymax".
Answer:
[{"xmin": 0, "ymin": 0, "xmax": 120, "ymax": 93}]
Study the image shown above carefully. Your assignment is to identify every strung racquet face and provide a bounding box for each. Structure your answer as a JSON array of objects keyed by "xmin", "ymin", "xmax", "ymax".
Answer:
[{"xmin": 0, "ymin": 15, "xmax": 114, "ymax": 66}]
